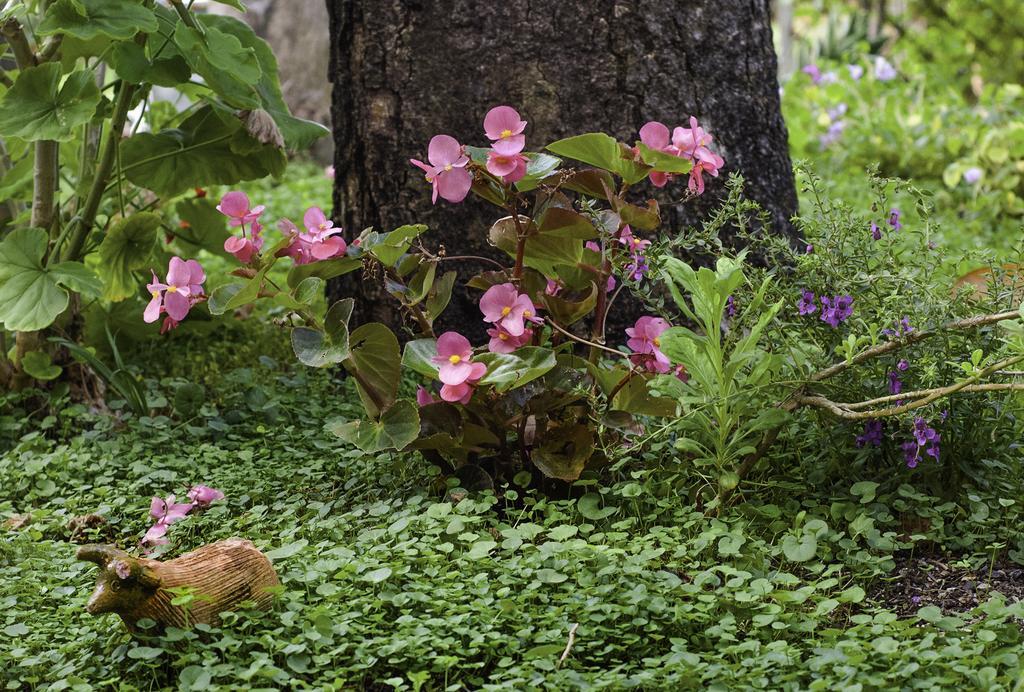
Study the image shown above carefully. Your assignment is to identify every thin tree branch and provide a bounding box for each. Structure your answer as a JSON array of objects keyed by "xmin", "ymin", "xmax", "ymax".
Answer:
[{"xmin": 1, "ymin": 18, "xmax": 37, "ymax": 69}]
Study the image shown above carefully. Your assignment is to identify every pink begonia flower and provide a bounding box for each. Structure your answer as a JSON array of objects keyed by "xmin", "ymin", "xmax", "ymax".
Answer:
[
  {"xmin": 673, "ymin": 116, "xmax": 724, "ymax": 195},
  {"xmin": 487, "ymin": 326, "xmax": 533, "ymax": 354},
  {"xmin": 430, "ymin": 332, "xmax": 487, "ymax": 403},
  {"xmin": 638, "ymin": 121, "xmax": 676, "ymax": 187},
  {"xmin": 479, "ymin": 283, "xmax": 541, "ymax": 337},
  {"xmin": 224, "ymin": 219, "xmax": 265, "ymax": 263},
  {"xmin": 585, "ymin": 241, "xmax": 601, "ymax": 253},
  {"xmin": 144, "ymin": 257, "xmax": 205, "ymax": 323},
  {"xmin": 324, "ymin": 165, "xmax": 335, "ymax": 179},
  {"xmin": 216, "ymin": 191, "xmax": 264, "ymax": 227},
  {"xmin": 278, "ymin": 216, "xmax": 347, "ymax": 264},
  {"xmin": 626, "ymin": 316, "xmax": 672, "ymax": 374},
  {"xmin": 486, "ymin": 142, "xmax": 528, "ymax": 184},
  {"xmin": 483, "ymin": 106, "xmax": 527, "ymax": 153},
  {"xmin": 416, "ymin": 386, "xmax": 437, "ymax": 406},
  {"xmin": 186, "ymin": 484, "xmax": 225, "ymax": 508},
  {"xmin": 410, "ymin": 135, "xmax": 472, "ymax": 204},
  {"xmin": 545, "ymin": 279, "xmax": 563, "ymax": 296}
]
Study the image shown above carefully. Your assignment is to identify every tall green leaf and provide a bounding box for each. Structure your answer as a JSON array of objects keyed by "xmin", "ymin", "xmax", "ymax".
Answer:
[
  {"xmin": 38, "ymin": 0, "xmax": 159, "ymax": 41},
  {"xmin": 0, "ymin": 64, "xmax": 100, "ymax": 142},
  {"xmin": 121, "ymin": 106, "xmax": 285, "ymax": 197},
  {"xmin": 97, "ymin": 212, "xmax": 160, "ymax": 301},
  {"xmin": 344, "ymin": 323, "xmax": 401, "ymax": 418},
  {"xmin": 173, "ymin": 22, "xmax": 262, "ymax": 109},
  {"xmin": 546, "ymin": 133, "xmax": 647, "ymax": 184},
  {"xmin": 326, "ymin": 400, "xmax": 420, "ymax": 453},
  {"xmin": 0, "ymin": 228, "xmax": 101, "ymax": 331}
]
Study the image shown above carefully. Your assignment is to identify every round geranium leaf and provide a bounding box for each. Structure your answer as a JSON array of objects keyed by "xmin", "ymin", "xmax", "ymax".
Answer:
[{"xmin": 0, "ymin": 64, "xmax": 101, "ymax": 142}]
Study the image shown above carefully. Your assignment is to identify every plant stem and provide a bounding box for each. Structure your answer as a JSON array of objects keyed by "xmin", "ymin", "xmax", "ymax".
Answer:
[
  {"xmin": 61, "ymin": 80, "xmax": 136, "ymax": 262},
  {"xmin": 32, "ymin": 141, "xmax": 58, "ymax": 231},
  {"xmin": 1, "ymin": 19, "xmax": 36, "ymax": 69}
]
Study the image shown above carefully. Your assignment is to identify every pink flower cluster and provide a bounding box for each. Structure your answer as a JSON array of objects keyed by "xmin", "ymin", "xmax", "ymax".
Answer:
[
  {"xmin": 218, "ymin": 191, "xmax": 265, "ymax": 263},
  {"xmin": 483, "ymin": 106, "xmax": 528, "ymax": 184},
  {"xmin": 144, "ymin": 256, "xmax": 206, "ymax": 333},
  {"xmin": 480, "ymin": 283, "xmax": 542, "ymax": 352},
  {"xmin": 141, "ymin": 484, "xmax": 224, "ymax": 548},
  {"xmin": 637, "ymin": 116, "xmax": 724, "ymax": 194},
  {"xmin": 430, "ymin": 332, "xmax": 486, "ymax": 403},
  {"xmin": 278, "ymin": 207, "xmax": 348, "ymax": 265},
  {"xmin": 626, "ymin": 316, "xmax": 687, "ymax": 380},
  {"xmin": 410, "ymin": 106, "xmax": 529, "ymax": 204}
]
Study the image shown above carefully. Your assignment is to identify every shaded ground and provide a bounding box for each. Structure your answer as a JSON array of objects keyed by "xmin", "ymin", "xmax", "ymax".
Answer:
[{"xmin": 873, "ymin": 552, "xmax": 1024, "ymax": 617}]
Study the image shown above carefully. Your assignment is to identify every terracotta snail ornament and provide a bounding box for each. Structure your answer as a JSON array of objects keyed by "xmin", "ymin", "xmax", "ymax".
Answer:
[{"xmin": 78, "ymin": 538, "xmax": 280, "ymax": 632}]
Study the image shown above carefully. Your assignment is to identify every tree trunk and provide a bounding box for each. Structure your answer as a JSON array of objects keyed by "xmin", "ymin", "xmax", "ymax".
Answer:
[{"xmin": 326, "ymin": 0, "xmax": 797, "ymax": 341}]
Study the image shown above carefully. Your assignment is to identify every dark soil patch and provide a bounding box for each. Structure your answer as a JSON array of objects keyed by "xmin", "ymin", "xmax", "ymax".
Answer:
[{"xmin": 872, "ymin": 553, "xmax": 1024, "ymax": 617}]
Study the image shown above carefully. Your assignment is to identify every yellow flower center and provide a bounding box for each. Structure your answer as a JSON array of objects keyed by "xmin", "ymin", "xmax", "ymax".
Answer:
[
  {"xmin": 499, "ymin": 333, "xmax": 508, "ymax": 340},
  {"xmin": 319, "ymin": 222, "xmax": 329, "ymax": 230},
  {"xmin": 444, "ymin": 164, "xmax": 453, "ymax": 172},
  {"xmin": 150, "ymin": 290, "xmax": 160, "ymax": 299},
  {"xmin": 448, "ymin": 355, "xmax": 462, "ymax": 364},
  {"xmin": 523, "ymin": 310, "xmax": 532, "ymax": 318},
  {"xmin": 167, "ymin": 285, "xmax": 178, "ymax": 293},
  {"xmin": 501, "ymin": 306, "xmax": 512, "ymax": 316},
  {"xmin": 653, "ymin": 337, "xmax": 661, "ymax": 347},
  {"xmin": 501, "ymin": 128, "xmax": 513, "ymax": 138}
]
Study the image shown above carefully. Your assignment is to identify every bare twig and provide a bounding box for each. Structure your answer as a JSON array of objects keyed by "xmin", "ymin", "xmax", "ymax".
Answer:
[
  {"xmin": 809, "ymin": 311, "xmax": 1021, "ymax": 384},
  {"xmin": 547, "ymin": 319, "xmax": 627, "ymax": 359},
  {"xmin": 556, "ymin": 623, "xmax": 579, "ymax": 669}
]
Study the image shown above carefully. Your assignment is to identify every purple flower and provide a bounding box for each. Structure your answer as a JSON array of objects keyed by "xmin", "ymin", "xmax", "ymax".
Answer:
[
  {"xmin": 963, "ymin": 167, "xmax": 983, "ymax": 185},
  {"xmin": 902, "ymin": 440, "xmax": 921, "ymax": 468},
  {"xmin": 625, "ymin": 256, "xmax": 649, "ymax": 281},
  {"xmin": 725, "ymin": 295, "xmax": 737, "ymax": 318},
  {"xmin": 882, "ymin": 316, "xmax": 914, "ymax": 338},
  {"xmin": 870, "ymin": 222, "xmax": 882, "ymax": 241},
  {"xmin": 888, "ymin": 371, "xmax": 903, "ymax": 395},
  {"xmin": 819, "ymin": 120, "xmax": 846, "ymax": 149},
  {"xmin": 897, "ymin": 359, "xmax": 910, "ymax": 371},
  {"xmin": 847, "ymin": 64, "xmax": 864, "ymax": 81},
  {"xmin": 820, "ymin": 294, "xmax": 854, "ymax": 328},
  {"xmin": 856, "ymin": 420, "xmax": 884, "ymax": 448},
  {"xmin": 797, "ymin": 290, "xmax": 818, "ymax": 316},
  {"xmin": 827, "ymin": 103, "xmax": 848, "ymax": 120},
  {"xmin": 874, "ymin": 56, "xmax": 897, "ymax": 81},
  {"xmin": 913, "ymin": 417, "xmax": 938, "ymax": 446},
  {"xmin": 888, "ymin": 208, "xmax": 902, "ymax": 231},
  {"xmin": 805, "ymin": 244, "xmax": 814, "ymax": 254},
  {"xmin": 802, "ymin": 64, "xmax": 822, "ymax": 83}
]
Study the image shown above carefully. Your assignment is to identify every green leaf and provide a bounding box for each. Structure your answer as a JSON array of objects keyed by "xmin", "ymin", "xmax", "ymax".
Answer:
[
  {"xmin": 201, "ymin": 15, "xmax": 329, "ymax": 149},
  {"xmin": 264, "ymin": 539, "xmax": 308, "ymax": 560},
  {"xmin": 537, "ymin": 207, "xmax": 597, "ymax": 239},
  {"xmin": 635, "ymin": 142, "xmax": 693, "ymax": 174},
  {"xmin": 532, "ymin": 424, "xmax": 594, "ymax": 481},
  {"xmin": 546, "ymin": 133, "xmax": 647, "ymax": 184},
  {"xmin": 557, "ymin": 168, "xmax": 616, "ymax": 200},
  {"xmin": 476, "ymin": 347, "xmax": 557, "ymax": 392},
  {"xmin": 38, "ymin": 0, "xmax": 158, "ymax": 41},
  {"xmin": 291, "ymin": 299, "xmax": 353, "ymax": 367},
  {"xmin": 542, "ymin": 282, "xmax": 597, "ymax": 327},
  {"xmin": 781, "ymin": 533, "xmax": 818, "ymax": 563},
  {"xmin": 850, "ymin": 481, "xmax": 879, "ymax": 504},
  {"xmin": 401, "ymin": 338, "xmax": 439, "ymax": 379},
  {"xmin": 109, "ymin": 41, "xmax": 190, "ymax": 87},
  {"xmin": 344, "ymin": 323, "xmax": 401, "ymax": 418},
  {"xmin": 362, "ymin": 566, "xmax": 393, "ymax": 583},
  {"xmin": 425, "ymin": 270, "xmax": 456, "ymax": 321},
  {"xmin": 21, "ymin": 351, "xmax": 62, "ymax": 381},
  {"xmin": 0, "ymin": 64, "xmax": 100, "ymax": 142},
  {"xmin": 327, "ymin": 400, "xmax": 420, "ymax": 453},
  {"xmin": 286, "ymin": 256, "xmax": 361, "ymax": 289},
  {"xmin": 174, "ymin": 198, "xmax": 232, "ymax": 258},
  {"xmin": 173, "ymin": 382, "xmax": 205, "ymax": 417},
  {"xmin": 121, "ymin": 106, "xmax": 286, "ymax": 197},
  {"xmin": 489, "ymin": 216, "xmax": 582, "ymax": 277},
  {"xmin": 173, "ymin": 22, "xmax": 261, "ymax": 109},
  {"xmin": 206, "ymin": 283, "xmax": 242, "ymax": 316},
  {"xmin": 127, "ymin": 646, "xmax": 164, "ymax": 660},
  {"xmin": 578, "ymin": 492, "xmax": 616, "ymax": 520},
  {"xmin": 97, "ymin": 212, "xmax": 160, "ymax": 301},
  {"xmin": 514, "ymin": 152, "xmax": 562, "ymax": 192},
  {"xmin": 0, "ymin": 228, "xmax": 101, "ymax": 331},
  {"xmin": 365, "ymin": 224, "xmax": 428, "ymax": 267}
]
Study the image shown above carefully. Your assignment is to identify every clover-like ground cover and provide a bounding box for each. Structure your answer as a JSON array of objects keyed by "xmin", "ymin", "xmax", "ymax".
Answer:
[{"xmin": 2, "ymin": 322, "xmax": 1022, "ymax": 690}]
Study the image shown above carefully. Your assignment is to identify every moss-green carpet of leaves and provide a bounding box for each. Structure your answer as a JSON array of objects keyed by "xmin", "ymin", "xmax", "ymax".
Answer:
[{"xmin": 2, "ymin": 328, "xmax": 1023, "ymax": 690}]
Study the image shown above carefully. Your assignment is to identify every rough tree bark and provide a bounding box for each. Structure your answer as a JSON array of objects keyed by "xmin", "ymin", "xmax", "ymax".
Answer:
[{"xmin": 326, "ymin": 0, "xmax": 797, "ymax": 340}]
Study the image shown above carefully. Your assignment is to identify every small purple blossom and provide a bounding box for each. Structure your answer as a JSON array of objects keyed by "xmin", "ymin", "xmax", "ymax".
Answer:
[
  {"xmin": 820, "ymin": 294, "xmax": 854, "ymax": 328},
  {"xmin": 802, "ymin": 64, "xmax": 822, "ymax": 83},
  {"xmin": 827, "ymin": 103, "xmax": 848, "ymax": 120},
  {"xmin": 888, "ymin": 208, "xmax": 902, "ymax": 231},
  {"xmin": 856, "ymin": 420, "xmax": 884, "ymax": 448},
  {"xmin": 888, "ymin": 371, "xmax": 903, "ymax": 395},
  {"xmin": 624, "ymin": 256, "xmax": 650, "ymax": 281},
  {"xmin": 725, "ymin": 295, "xmax": 737, "ymax": 318},
  {"xmin": 897, "ymin": 359, "xmax": 910, "ymax": 371},
  {"xmin": 874, "ymin": 56, "xmax": 897, "ymax": 81},
  {"xmin": 963, "ymin": 167, "xmax": 983, "ymax": 185},
  {"xmin": 819, "ymin": 120, "xmax": 846, "ymax": 149},
  {"xmin": 882, "ymin": 316, "xmax": 914, "ymax": 338},
  {"xmin": 805, "ymin": 244, "xmax": 814, "ymax": 254},
  {"xmin": 847, "ymin": 64, "xmax": 864, "ymax": 81},
  {"xmin": 902, "ymin": 417, "xmax": 940, "ymax": 468},
  {"xmin": 797, "ymin": 290, "xmax": 818, "ymax": 316},
  {"xmin": 870, "ymin": 222, "xmax": 882, "ymax": 241},
  {"xmin": 902, "ymin": 440, "xmax": 921, "ymax": 468}
]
